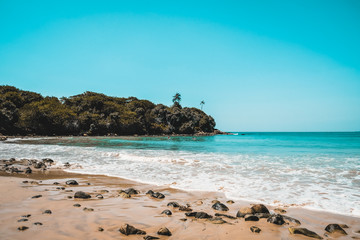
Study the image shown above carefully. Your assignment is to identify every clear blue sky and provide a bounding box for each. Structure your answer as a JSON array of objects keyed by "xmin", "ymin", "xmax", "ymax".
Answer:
[{"xmin": 1, "ymin": 0, "xmax": 359, "ymax": 131}]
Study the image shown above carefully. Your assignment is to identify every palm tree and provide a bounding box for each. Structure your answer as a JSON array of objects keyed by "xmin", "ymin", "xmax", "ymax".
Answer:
[
  {"xmin": 172, "ymin": 93, "xmax": 181, "ymax": 104},
  {"xmin": 200, "ymin": 100, "xmax": 205, "ymax": 110}
]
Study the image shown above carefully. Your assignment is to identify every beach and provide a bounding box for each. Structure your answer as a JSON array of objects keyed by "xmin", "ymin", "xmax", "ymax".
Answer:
[{"xmin": 0, "ymin": 158, "xmax": 360, "ymax": 240}]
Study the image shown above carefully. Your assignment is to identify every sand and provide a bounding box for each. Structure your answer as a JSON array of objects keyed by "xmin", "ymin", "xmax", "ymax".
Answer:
[{"xmin": 0, "ymin": 169, "xmax": 360, "ymax": 240}]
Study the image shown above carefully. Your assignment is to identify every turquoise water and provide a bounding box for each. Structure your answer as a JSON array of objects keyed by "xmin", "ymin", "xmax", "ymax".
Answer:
[{"xmin": 1, "ymin": 132, "xmax": 360, "ymax": 216}]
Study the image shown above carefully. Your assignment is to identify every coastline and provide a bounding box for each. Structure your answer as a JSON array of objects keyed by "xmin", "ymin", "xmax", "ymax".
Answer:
[{"xmin": 0, "ymin": 159, "xmax": 359, "ymax": 239}]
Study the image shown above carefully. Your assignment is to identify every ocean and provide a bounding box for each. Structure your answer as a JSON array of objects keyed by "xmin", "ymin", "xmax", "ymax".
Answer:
[{"xmin": 1, "ymin": 132, "xmax": 359, "ymax": 216}]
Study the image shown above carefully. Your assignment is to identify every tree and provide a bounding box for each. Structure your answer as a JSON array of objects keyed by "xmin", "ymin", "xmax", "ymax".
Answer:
[
  {"xmin": 172, "ymin": 93, "xmax": 181, "ymax": 104},
  {"xmin": 200, "ymin": 100, "xmax": 205, "ymax": 110}
]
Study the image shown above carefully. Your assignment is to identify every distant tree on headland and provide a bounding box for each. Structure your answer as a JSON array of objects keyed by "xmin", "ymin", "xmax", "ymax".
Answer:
[
  {"xmin": 172, "ymin": 93, "xmax": 181, "ymax": 104},
  {"xmin": 200, "ymin": 100, "xmax": 205, "ymax": 110}
]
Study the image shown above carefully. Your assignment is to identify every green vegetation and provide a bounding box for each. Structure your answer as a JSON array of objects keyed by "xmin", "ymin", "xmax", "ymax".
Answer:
[{"xmin": 0, "ymin": 86, "xmax": 216, "ymax": 136}]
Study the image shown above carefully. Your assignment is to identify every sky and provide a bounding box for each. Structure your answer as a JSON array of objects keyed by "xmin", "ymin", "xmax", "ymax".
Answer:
[{"xmin": 0, "ymin": 0, "xmax": 359, "ymax": 132}]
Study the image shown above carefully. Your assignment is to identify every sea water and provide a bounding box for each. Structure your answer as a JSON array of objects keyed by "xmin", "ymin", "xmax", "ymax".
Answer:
[{"xmin": 1, "ymin": 132, "xmax": 359, "ymax": 216}]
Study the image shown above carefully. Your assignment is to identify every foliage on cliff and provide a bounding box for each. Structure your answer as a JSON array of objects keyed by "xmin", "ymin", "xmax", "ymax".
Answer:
[{"xmin": 0, "ymin": 85, "xmax": 216, "ymax": 136}]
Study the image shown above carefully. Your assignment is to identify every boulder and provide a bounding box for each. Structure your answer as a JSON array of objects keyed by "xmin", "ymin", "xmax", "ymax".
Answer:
[
  {"xmin": 167, "ymin": 202, "xmax": 180, "ymax": 208},
  {"xmin": 25, "ymin": 167, "xmax": 32, "ymax": 174},
  {"xmin": 245, "ymin": 215, "xmax": 259, "ymax": 221},
  {"xmin": 251, "ymin": 204, "xmax": 270, "ymax": 214},
  {"xmin": 282, "ymin": 215, "xmax": 301, "ymax": 225},
  {"xmin": 124, "ymin": 188, "xmax": 139, "ymax": 195},
  {"xmin": 236, "ymin": 207, "xmax": 254, "ymax": 217},
  {"xmin": 325, "ymin": 224, "xmax": 347, "ymax": 235},
  {"xmin": 161, "ymin": 210, "xmax": 172, "ymax": 216},
  {"xmin": 157, "ymin": 227, "xmax": 172, "ymax": 236},
  {"xmin": 96, "ymin": 194, "xmax": 104, "ymax": 199},
  {"xmin": 74, "ymin": 191, "xmax": 91, "ymax": 199},
  {"xmin": 146, "ymin": 190, "xmax": 165, "ymax": 199},
  {"xmin": 267, "ymin": 214, "xmax": 285, "ymax": 225},
  {"xmin": 119, "ymin": 224, "xmax": 146, "ymax": 235},
  {"xmin": 66, "ymin": 180, "xmax": 78, "ymax": 185},
  {"xmin": 212, "ymin": 202, "xmax": 229, "ymax": 211},
  {"xmin": 288, "ymin": 227, "xmax": 323, "ymax": 239}
]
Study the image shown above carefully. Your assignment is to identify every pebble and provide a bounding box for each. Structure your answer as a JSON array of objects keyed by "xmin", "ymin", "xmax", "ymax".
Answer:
[
  {"xmin": 157, "ymin": 227, "xmax": 172, "ymax": 236},
  {"xmin": 43, "ymin": 210, "xmax": 52, "ymax": 214},
  {"xmin": 18, "ymin": 226, "xmax": 29, "ymax": 231},
  {"xmin": 250, "ymin": 226, "xmax": 261, "ymax": 233}
]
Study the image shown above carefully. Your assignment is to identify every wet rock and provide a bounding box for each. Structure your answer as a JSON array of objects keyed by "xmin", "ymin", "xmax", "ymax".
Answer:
[
  {"xmin": 56, "ymin": 187, "xmax": 65, "ymax": 190},
  {"xmin": 245, "ymin": 215, "xmax": 259, "ymax": 221},
  {"xmin": 226, "ymin": 200, "xmax": 235, "ymax": 204},
  {"xmin": 267, "ymin": 214, "xmax": 285, "ymax": 225},
  {"xmin": 53, "ymin": 182, "xmax": 60, "ymax": 185},
  {"xmin": 288, "ymin": 227, "xmax": 323, "ymax": 239},
  {"xmin": 186, "ymin": 212, "xmax": 213, "ymax": 219},
  {"xmin": 274, "ymin": 208, "xmax": 287, "ymax": 214},
  {"xmin": 43, "ymin": 210, "xmax": 52, "ymax": 214},
  {"xmin": 167, "ymin": 202, "xmax": 180, "ymax": 208},
  {"xmin": 22, "ymin": 214, "xmax": 31, "ymax": 218},
  {"xmin": 209, "ymin": 217, "xmax": 227, "ymax": 224},
  {"xmin": 67, "ymin": 196, "xmax": 73, "ymax": 199},
  {"xmin": 144, "ymin": 236, "xmax": 160, "ymax": 240},
  {"xmin": 254, "ymin": 213, "xmax": 271, "ymax": 219},
  {"xmin": 64, "ymin": 162, "xmax": 71, "ymax": 168},
  {"xmin": 157, "ymin": 227, "xmax": 172, "ymax": 236},
  {"xmin": 98, "ymin": 227, "xmax": 104, "ymax": 232},
  {"xmin": 73, "ymin": 204, "xmax": 81, "ymax": 207},
  {"xmin": 146, "ymin": 190, "xmax": 165, "ymax": 199},
  {"xmin": 119, "ymin": 224, "xmax": 146, "ymax": 235},
  {"xmin": 215, "ymin": 213, "xmax": 236, "ymax": 219},
  {"xmin": 32, "ymin": 195, "xmax": 42, "ymax": 199},
  {"xmin": 119, "ymin": 192, "xmax": 131, "ymax": 198},
  {"xmin": 33, "ymin": 161, "xmax": 45, "ymax": 169},
  {"xmin": 96, "ymin": 194, "xmax": 104, "ymax": 199},
  {"xmin": 65, "ymin": 180, "xmax": 78, "ymax": 185},
  {"xmin": 179, "ymin": 205, "xmax": 192, "ymax": 211},
  {"xmin": 236, "ymin": 207, "xmax": 254, "ymax": 218},
  {"xmin": 34, "ymin": 222, "xmax": 43, "ymax": 225},
  {"xmin": 74, "ymin": 191, "xmax": 91, "ymax": 199},
  {"xmin": 339, "ymin": 224, "xmax": 349, "ymax": 228},
  {"xmin": 83, "ymin": 207, "xmax": 94, "ymax": 212},
  {"xmin": 325, "ymin": 224, "xmax": 347, "ymax": 235},
  {"xmin": 251, "ymin": 204, "xmax": 270, "ymax": 214},
  {"xmin": 25, "ymin": 167, "xmax": 32, "ymax": 174},
  {"xmin": 18, "ymin": 226, "xmax": 29, "ymax": 231},
  {"xmin": 124, "ymin": 188, "xmax": 139, "ymax": 195},
  {"xmin": 212, "ymin": 202, "xmax": 229, "ymax": 211},
  {"xmin": 282, "ymin": 215, "xmax": 301, "ymax": 225},
  {"xmin": 250, "ymin": 226, "xmax": 261, "ymax": 233},
  {"xmin": 42, "ymin": 158, "xmax": 54, "ymax": 165},
  {"xmin": 22, "ymin": 181, "xmax": 29, "ymax": 184},
  {"xmin": 161, "ymin": 210, "xmax": 172, "ymax": 216},
  {"xmin": 18, "ymin": 219, "xmax": 28, "ymax": 222},
  {"xmin": 180, "ymin": 218, "xmax": 187, "ymax": 221}
]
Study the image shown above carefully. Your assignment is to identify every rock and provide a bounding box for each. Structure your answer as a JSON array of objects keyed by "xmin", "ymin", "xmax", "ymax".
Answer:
[
  {"xmin": 66, "ymin": 180, "xmax": 78, "ymax": 185},
  {"xmin": 22, "ymin": 181, "xmax": 29, "ymax": 183},
  {"xmin": 161, "ymin": 210, "xmax": 172, "ymax": 216},
  {"xmin": 119, "ymin": 224, "xmax": 146, "ymax": 235},
  {"xmin": 98, "ymin": 227, "xmax": 104, "ymax": 232},
  {"xmin": 73, "ymin": 204, "xmax": 81, "ymax": 207},
  {"xmin": 42, "ymin": 158, "xmax": 54, "ymax": 165},
  {"xmin": 34, "ymin": 222, "xmax": 43, "ymax": 225},
  {"xmin": 212, "ymin": 202, "xmax": 229, "ymax": 211},
  {"xmin": 22, "ymin": 214, "xmax": 31, "ymax": 218},
  {"xmin": 124, "ymin": 188, "xmax": 139, "ymax": 195},
  {"xmin": 274, "ymin": 208, "xmax": 287, "ymax": 213},
  {"xmin": 67, "ymin": 196, "xmax": 73, "ymax": 199},
  {"xmin": 33, "ymin": 161, "xmax": 45, "ymax": 169},
  {"xmin": 83, "ymin": 207, "xmax": 94, "ymax": 212},
  {"xmin": 245, "ymin": 215, "xmax": 259, "ymax": 221},
  {"xmin": 74, "ymin": 191, "xmax": 91, "ymax": 199},
  {"xmin": 157, "ymin": 227, "xmax": 172, "ymax": 236},
  {"xmin": 180, "ymin": 218, "xmax": 187, "ymax": 221},
  {"xmin": 288, "ymin": 227, "xmax": 323, "ymax": 239},
  {"xmin": 339, "ymin": 224, "xmax": 349, "ymax": 228},
  {"xmin": 32, "ymin": 195, "xmax": 42, "ymax": 199},
  {"xmin": 119, "ymin": 192, "xmax": 131, "ymax": 198},
  {"xmin": 167, "ymin": 202, "xmax": 180, "ymax": 208},
  {"xmin": 325, "ymin": 224, "xmax": 347, "ymax": 235},
  {"xmin": 146, "ymin": 190, "xmax": 165, "ymax": 199},
  {"xmin": 25, "ymin": 167, "xmax": 32, "ymax": 174},
  {"xmin": 96, "ymin": 194, "xmax": 104, "ymax": 199},
  {"xmin": 267, "ymin": 214, "xmax": 285, "ymax": 225},
  {"xmin": 144, "ymin": 236, "xmax": 160, "ymax": 240},
  {"xmin": 18, "ymin": 219, "xmax": 28, "ymax": 222},
  {"xmin": 65, "ymin": 190, "xmax": 73, "ymax": 192},
  {"xmin": 43, "ymin": 210, "xmax": 52, "ymax": 214},
  {"xmin": 251, "ymin": 204, "xmax": 270, "ymax": 214},
  {"xmin": 209, "ymin": 217, "xmax": 227, "ymax": 224},
  {"xmin": 250, "ymin": 226, "xmax": 261, "ymax": 233},
  {"xmin": 215, "ymin": 213, "xmax": 236, "ymax": 219},
  {"xmin": 179, "ymin": 205, "xmax": 192, "ymax": 211},
  {"xmin": 185, "ymin": 212, "xmax": 213, "ymax": 219},
  {"xmin": 254, "ymin": 213, "xmax": 271, "ymax": 219},
  {"xmin": 53, "ymin": 182, "xmax": 60, "ymax": 185},
  {"xmin": 226, "ymin": 200, "xmax": 235, "ymax": 204},
  {"xmin": 18, "ymin": 226, "xmax": 29, "ymax": 231},
  {"xmin": 64, "ymin": 162, "xmax": 71, "ymax": 168},
  {"xmin": 282, "ymin": 215, "xmax": 301, "ymax": 225},
  {"xmin": 236, "ymin": 207, "xmax": 254, "ymax": 217}
]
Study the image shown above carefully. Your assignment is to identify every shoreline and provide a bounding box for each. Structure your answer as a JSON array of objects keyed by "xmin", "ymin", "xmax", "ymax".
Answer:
[{"xmin": 1, "ymin": 158, "xmax": 359, "ymax": 239}]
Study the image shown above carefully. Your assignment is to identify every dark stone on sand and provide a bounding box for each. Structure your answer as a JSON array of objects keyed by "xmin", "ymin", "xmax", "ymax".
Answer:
[
  {"xmin": 282, "ymin": 215, "xmax": 301, "ymax": 225},
  {"xmin": 251, "ymin": 204, "xmax": 270, "ymax": 214},
  {"xmin": 267, "ymin": 214, "xmax": 285, "ymax": 225},
  {"xmin": 144, "ymin": 236, "xmax": 160, "ymax": 240},
  {"xmin": 18, "ymin": 226, "xmax": 29, "ymax": 231},
  {"xmin": 67, "ymin": 196, "xmax": 73, "ymax": 199},
  {"xmin": 22, "ymin": 181, "xmax": 29, "ymax": 183},
  {"xmin": 32, "ymin": 195, "xmax": 42, "ymax": 199},
  {"xmin": 274, "ymin": 208, "xmax": 287, "ymax": 213},
  {"xmin": 250, "ymin": 226, "xmax": 261, "ymax": 233},
  {"xmin": 25, "ymin": 167, "xmax": 32, "ymax": 174},
  {"xmin": 325, "ymin": 224, "xmax": 347, "ymax": 235},
  {"xmin": 146, "ymin": 190, "xmax": 165, "ymax": 199},
  {"xmin": 209, "ymin": 217, "xmax": 227, "ymax": 224},
  {"xmin": 66, "ymin": 180, "xmax": 78, "ymax": 185},
  {"xmin": 74, "ymin": 191, "xmax": 91, "ymax": 199},
  {"xmin": 96, "ymin": 194, "xmax": 104, "ymax": 199},
  {"xmin": 236, "ymin": 207, "xmax": 254, "ymax": 218},
  {"xmin": 18, "ymin": 219, "xmax": 28, "ymax": 222},
  {"xmin": 212, "ymin": 202, "xmax": 229, "ymax": 211},
  {"xmin": 56, "ymin": 187, "xmax": 65, "ymax": 190},
  {"xmin": 179, "ymin": 205, "xmax": 192, "ymax": 211},
  {"xmin": 42, "ymin": 158, "xmax": 54, "ymax": 165},
  {"xmin": 186, "ymin": 212, "xmax": 213, "ymax": 219},
  {"xmin": 34, "ymin": 161, "xmax": 45, "ymax": 169},
  {"xmin": 226, "ymin": 200, "xmax": 235, "ymax": 204},
  {"xmin": 53, "ymin": 182, "xmax": 60, "ymax": 185},
  {"xmin": 119, "ymin": 224, "xmax": 146, "ymax": 235},
  {"xmin": 43, "ymin": 210, "xmax": 52, "ymax": 214},
  {"xmin": 124, "ymin": 188, "xmax": 139, "ymax": 195},
  {"xmin": 34, "ymin": 222, "xmax": 43, "ymax": 225},
  {"xmin": 22, "ymin": 214, "xmax": 31, "ymax": 218},
  {"xmin": 180, "ymin": 218, "xmax": 187, "ymax": 221},
  {"xmin": 245, "ymin": 215, "xmax": 259, "ymax": 221},
  {"xmin": 254, "ymin": 213, "xmax": 271, "ymax": 219},
  {"xmin": 83, "ymin": 207, "xmax": 94, "ymax": 212},
  {"xmin": 339, "ymin": 224, "xmax": 349, "ymax": 228},
  {"xmin": 73, "ymin": 204, "xmax": 81, "ymax": 207},
  {"xmin": 157, "ymin": 227, "xmax": 172, "ymax": 236},
  {"xmin": 98, "ymin": 227, "xmax": 104, "ymax": 232},
  {"xmin": 215, "ymin": 213, "xmax": 236, "ymax": 219},
  {"xmin": 161, "ymin": 210, "xmax": 172, "ymax": 216},
  {"xmin": 64, "ymin": 162, "xmax": 71, "ymax": 168},
  {"xmin": 167, "ymin": 202, "xmax": 180, "ymax": 208},
  {"xmin": 288, "ymin": 227, "xmax": 323, "ymax": 239}
]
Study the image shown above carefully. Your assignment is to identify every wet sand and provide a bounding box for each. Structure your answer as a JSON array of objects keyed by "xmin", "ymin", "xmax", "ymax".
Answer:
[{"xmin": 0, "ymin": 167, "xmax": 360, "ymax": 239}]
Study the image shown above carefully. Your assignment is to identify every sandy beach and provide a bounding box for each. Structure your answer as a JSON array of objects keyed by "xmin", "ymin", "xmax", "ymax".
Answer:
[{"xmin": 0, "ymin": 159, "xmax": 359, "ymax": 240}]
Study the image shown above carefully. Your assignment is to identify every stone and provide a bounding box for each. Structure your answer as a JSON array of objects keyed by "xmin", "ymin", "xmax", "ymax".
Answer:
[
  {"xmin": 96, "ymin": 194, "xmax": 104, "ymax": 199},
  {"xmin": 186, "ymin": 212, "xmax": 213, "ymax": 219},
  {"xmin": 236, "ymin": 207, "xmax": 254, "ymax": 217},
  {"xmin": 74, "ymin": 191, "xmax": 91, "ymax": 199},
  {"xmin": 18, "ymin": 226, "xmax": 29, "ymax": 231},
  {"xmin": 254, "ymin": 213, "xmax": 271, "ymax": 219},
  {"xmin": 274, "ymin": 208, "xmax": 287, "ymax": 213},
  {"xmin": 42, "ymin": 158, "xmax": 54, "ymax": 165},
  {"xmin": 66, "ymin": 180, "xmax": 78, "ymax": 185},
  {"xmin": 124, "ymin": 188, "xmax": 139, "ymax": 195},
  {"xmin": 212, "ymin": 202, "xmax": 229, "ymax": 211},
  {"xmin": 31, "ymin": 195, "xmax": 42, "ymax": 199},
  {"xmin": 179, "ymin": 205, "xmax": 192, "ymax": 211},
  {"xmin": 98, "ymin": 227, "xmax": 104, "ymax": 232},
  {"xmin": 167, "ymin": 202, "xmax": 180, "ymax": 208},
  {"xmin": 209, "ymin": 217, "xmax": 227, "ymax": 224},
  {"xmin": 144, "ymin": 236, "xmax": 160, "ymax": 240},
  {"xmin": 119, "ymin": 224, "xmax": 146, "ymax": 235},
  {"xmin": 157, "ymin": 227, "xmax": 172, "ymax": 236},
  {"xmin": 325, "ymin": 224, "xmax": 347, "ymax": 235},
  {"xmin": 33, "ymin": 161, "xmax": 45, "ymax": 169},
  {"xmin": 119, "ymin": 192, "xmax": 131, "ymax": 198},
  {"xmin": 73, "ymin": 204, "xmax": 81, "ymax": 207},
  {"xmin": 22, "ymin": 181, "xmax": 29, "ymax": 183},
  {"xmin": 22, "ymin": 214, "xmax": 31, "ymax": 218},
  {"xmin": 53, "ymin": 182, "xmax": 60, "ymax": 185},
  {"xmin": 288, "ymin": 227, "xmax": 323, "ymax": 239},
  {"xmin": 251, "ymin": 204, "xmax": 270, "ymax": 214},
  {"xmin": 245, "ymin": 215, "xmax": 259, "ymax": 221},
  {"xmin": 18, "ymin": 219, "xmax": 28, "ymax": 222},
  {"xmin": 146, "ymin": 190, "xmax": 165, "ymax": 199},
  {"xmin": 25, "ymin": 167, "xmax": 32, "ymax": 174},
  {"xmin": 226, "ymin": 200, "xmax": 235, "ymax": 204},
  {"xmin": 215, "ymin": 213, "xmax": 236, "ymax": 219},
  {"xmin": 282, "ymin": 215, "xmax": 301, "ymax": 225},
  {"xmin": 180, "ymin": 218, "xmax": 187, "ymax": 221},
  {"xmin": 161, "ymin": 210, "xmax": 172, "ymax": 216},
  {"xmin": 250, "ymin": 226, "xmax": 261, "ymax": 233},
  {"xmin": 34, "ymin": 222, "xmax": 43, "ymax": 225},
  {"xmin": 83, "ymin": 207, "xmax": 94, "ymax": 212},
  {"xmin": 339, "ymin": 224, "xmax": 349, "ymax": 228},
  {"xmin": 43, "ymin": 210, "xmax": 52, "ymax": 214},
  {"xmin": 267, "ymin": 214, "xmax": 285, "ymax": 225}
]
